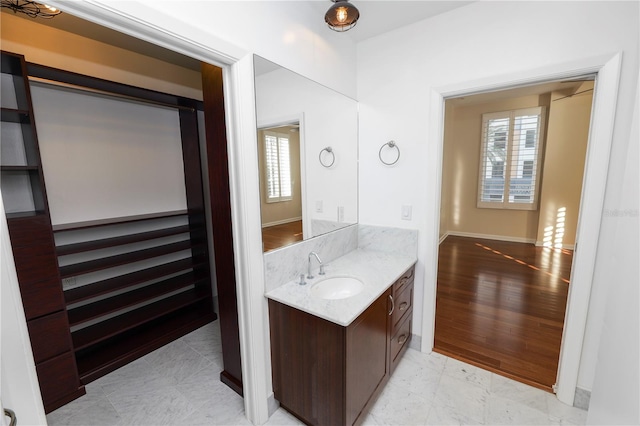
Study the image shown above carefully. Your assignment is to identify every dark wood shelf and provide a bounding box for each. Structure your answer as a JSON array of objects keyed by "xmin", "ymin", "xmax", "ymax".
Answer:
[
  {"xmin": 57, "ymin": 224, "xmax": 192, "ymax": 256},
  {"xmin": 64, "ymin": 257, "xmax": 206, "ymax": 304},
  {"xmin": 71, "ymin": 288, "xmax": 211, "ymax": 351},
  {"xmin": 59, "ymin": 240, "xmax": 199, "ymax": 278},
  {"xmin": 67, "ymin": 271, "xmax": 207, "ymax": 327},
  {"xmin": 75, "ymin": 301, "xmax": 216, "ymax": 383},
  {"xmin": 5, "ymin": 210, "xmax": 47, "ymax": 220},
  {"xmin": 1, "ymin": 165, "xmax": 39, "ymax": 171},
  {"xmin": 52, "ymin": 210, "xmax": 188, "ymax": 232},
  {"xmin": 1, "ymin": 107, "xmax": 30, "ymax": 123}
]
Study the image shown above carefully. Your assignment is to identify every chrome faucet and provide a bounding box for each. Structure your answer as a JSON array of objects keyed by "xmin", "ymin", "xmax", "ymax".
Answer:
[{"xmin": 307, "ymin": 251, "xmax": 325, "ymax": 279}]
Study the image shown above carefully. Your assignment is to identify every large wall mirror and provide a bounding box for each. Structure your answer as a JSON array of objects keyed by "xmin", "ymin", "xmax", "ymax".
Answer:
[{"xmin": 254, "ymin": 55, "xmax": 358, "ymax": 252}]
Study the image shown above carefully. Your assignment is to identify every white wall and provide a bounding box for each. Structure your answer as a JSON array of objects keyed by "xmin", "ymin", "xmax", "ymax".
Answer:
[
  {"xmin": 357, "ymin": 0, "xmax": 638, "ymax": 401},
  {"xmin": 31, "ymin": 83, "xmax": 187, "ymax": 225}
]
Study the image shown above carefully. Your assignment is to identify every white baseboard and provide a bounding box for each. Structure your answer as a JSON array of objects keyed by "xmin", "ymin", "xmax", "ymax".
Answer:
[
  {"xmin": 262, "ymin": 217, "xmax": 302, "ymax": 228},
  {"xmin": 267, "ymin": 392, "xmax": 279, "ymax": 417},
  {"xmin": 446, "ymin": 231, "xmax": 536, "ymax": 245},
  {"xmin": 409, "ymin": 333, "xmax": 422, "ymax": 351},
  {"xmin": 438, "ymin": 232, "xmax": 450, "ymax": 245},
  {"xmin": 574, "ymin": 387, "xmax": 591, "ymax": 410}
]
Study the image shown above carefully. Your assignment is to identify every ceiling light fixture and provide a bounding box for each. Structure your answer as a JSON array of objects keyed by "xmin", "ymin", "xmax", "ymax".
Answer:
[
  {"xmin": 325, "ymin": 0, "xmax": 359, "ymax": 32},
  {"xmin": 1, "ymin": 0, "xmax": 61, "ymax": 18}
]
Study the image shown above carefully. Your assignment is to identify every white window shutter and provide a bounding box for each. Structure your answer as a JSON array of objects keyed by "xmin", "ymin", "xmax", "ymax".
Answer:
[
  {"xmin": 263, "ymin": 131, "xmax": 292, "ymax": 203},
  {"xmin": 478, "ymin": 107, "xmax": 545, "ymax": 210}
]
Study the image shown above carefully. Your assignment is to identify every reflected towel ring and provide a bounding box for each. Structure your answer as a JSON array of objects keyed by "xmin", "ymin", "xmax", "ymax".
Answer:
[
  {"xmin": 319, "ymin": 146, "xmax": 335, "ymax": 168},
  {"xmin": 379, "ymin": 140, "xmax": 400, "ymax": 165}
]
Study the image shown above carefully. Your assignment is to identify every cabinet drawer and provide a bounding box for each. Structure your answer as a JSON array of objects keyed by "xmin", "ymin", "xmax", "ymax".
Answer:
[
  {"xmin": 393, "ymin": 265, "xmax": 415, "ymax": 295},
  {"xmin": 12, "ymin": 244, "xmax": 60, "ymax": 286},
  {"xmin": 391, "ymin": 282, "xmax": 413, "ymax": 335},
  {"xmin": 6, "ymin": 215, "xmax": 54, "ymax": 247},
  {"xmin": 18, "ymin": 277, "xmax": 65, "ymax": 320},
  {"xmin": 27, "ymin": 311, "xmax": 72, "ymax": 363},
  {"xmin": 35, "ymin": 351, "xmax": 81, "ymax": 408},
  {"xmin": 390, "ymin": 311, "xmax": 412, "ymax": 374}
]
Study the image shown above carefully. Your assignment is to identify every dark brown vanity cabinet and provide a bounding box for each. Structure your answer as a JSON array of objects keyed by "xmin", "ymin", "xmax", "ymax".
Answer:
[{"xmin": 268, "ymin": 264, "xmax": 415, "ymax": 426}]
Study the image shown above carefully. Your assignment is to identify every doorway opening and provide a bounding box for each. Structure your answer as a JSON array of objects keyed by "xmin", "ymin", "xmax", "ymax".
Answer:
[
  {"xmin": 1, "ymin": 6, "xmax": 244, "ymax": 422},
  {"xmin": 434, "ymin": 79, "xmax": 595, "ymax": 391},
  {"xmin": 257, "ymin": 123, "xmax": 305, "ymax": 252}
]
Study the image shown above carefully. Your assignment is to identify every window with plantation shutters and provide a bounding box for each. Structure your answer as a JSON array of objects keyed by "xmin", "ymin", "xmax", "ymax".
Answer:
[
  {"xmin": 264, "ymin": 131, "xmax": 292, "ymax": 202},
  {"xmin": 478, "ymin": 107, "xmax": 545, "ymax": 210}
]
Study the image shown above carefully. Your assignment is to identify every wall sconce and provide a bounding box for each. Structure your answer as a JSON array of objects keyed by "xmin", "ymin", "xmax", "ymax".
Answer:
[
  {"xmin": 1, "ymin": 0, "xmax": 61, "ymax": 18},
  {"xmin": 325, "ymin": 0, "xmax": 360, "ymax": 32}
]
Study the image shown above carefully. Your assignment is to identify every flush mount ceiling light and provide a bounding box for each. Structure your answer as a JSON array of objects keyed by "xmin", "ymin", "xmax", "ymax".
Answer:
[
  {"xmin": 325, "ymin": 0, "xmax": 360, "ymax": 32},
  {"xmin": 1, "ymin": 0, "xmax": 61, "ymax": 18}
]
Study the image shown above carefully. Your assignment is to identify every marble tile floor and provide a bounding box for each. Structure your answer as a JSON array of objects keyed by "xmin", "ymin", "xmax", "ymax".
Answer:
[{"xmin": 48, "ymin": 321, "xmax": 587, "ymax": 425}]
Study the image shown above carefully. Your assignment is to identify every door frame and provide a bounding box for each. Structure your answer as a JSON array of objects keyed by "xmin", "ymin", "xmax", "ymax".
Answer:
[{"xmin": 421, "ymin": 53, "xmax": 622, "ymax": 405}]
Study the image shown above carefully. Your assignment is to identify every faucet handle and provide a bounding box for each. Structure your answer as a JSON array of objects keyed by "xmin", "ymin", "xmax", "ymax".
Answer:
[
  {"xmin": 299, "ymin": 274, "xmax": 307, "ymax": 285},
  {"xmin": 319, "ymin": 265, "xmax": 325, "ymax": 275}
]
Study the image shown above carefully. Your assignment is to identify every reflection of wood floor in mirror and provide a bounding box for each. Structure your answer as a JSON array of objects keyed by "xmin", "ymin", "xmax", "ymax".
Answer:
[
  {"xmin": 434, "ymin": 236, "xmax": 573, "ymax": 392},
  {"xmin": 262, "ymin": 220, "xmax": 303, "ymax": 252}
]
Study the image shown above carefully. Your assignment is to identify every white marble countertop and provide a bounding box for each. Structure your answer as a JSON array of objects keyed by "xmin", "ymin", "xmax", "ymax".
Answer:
[{"xmin": 265, "ymin": 248, "xmax": 417, "ymax": 326}]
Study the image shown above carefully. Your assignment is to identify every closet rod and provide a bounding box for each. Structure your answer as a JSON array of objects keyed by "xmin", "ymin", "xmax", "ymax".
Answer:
[{"xmin": 28, "ymin": 76, "xmax": 196, "ymax": 112}]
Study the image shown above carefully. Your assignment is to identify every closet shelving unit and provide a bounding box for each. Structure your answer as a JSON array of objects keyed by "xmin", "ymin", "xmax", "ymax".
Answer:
[
  {"xmin": 24, "ymin": 60, "xmax": 221, "ymax": 384},
  {"xmin": 2, "ymin": 51, "xmax": 217, "ymax": 410},
  {"xmin": 1, "ymin": 51, "xmax": 85, "ymax": 413}
]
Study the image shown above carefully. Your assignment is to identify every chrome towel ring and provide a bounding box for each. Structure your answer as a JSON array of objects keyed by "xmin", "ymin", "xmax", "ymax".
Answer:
[
  {"xmin": 379, "ymin": 140, "xmax": 400, "ymax": 165},
  {"xmin": 319, "ymin": 146, "xmax": 335, "ymax": 168}
]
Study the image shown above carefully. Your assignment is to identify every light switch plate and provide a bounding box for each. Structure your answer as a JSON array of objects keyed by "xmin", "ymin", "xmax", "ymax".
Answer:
[
  {"xmin": 401, "ymin": 205, "xmax": 412, "ymax": 220},
  {"xmin": 316, "ymin": 201, "xmax": 323, "ymax": 213}
]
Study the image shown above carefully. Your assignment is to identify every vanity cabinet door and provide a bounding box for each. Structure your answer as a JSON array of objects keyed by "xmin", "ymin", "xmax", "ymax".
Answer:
[
  {"xmin": 268, "ymin": 299, "xmax": 345, "ymax": 426},
  {"xmin": 268, "ymin": 288, "xmax": 392, "ymax": 426},
  {"xmin": 345, "ymin": 288, "xmax": 391, "ymax": 426}
]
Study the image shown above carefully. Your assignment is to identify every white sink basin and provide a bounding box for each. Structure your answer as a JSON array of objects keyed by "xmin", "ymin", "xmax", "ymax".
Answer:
[{"xmin": 310, "ymin": 276, "xmax": 364, "ymax": 300}]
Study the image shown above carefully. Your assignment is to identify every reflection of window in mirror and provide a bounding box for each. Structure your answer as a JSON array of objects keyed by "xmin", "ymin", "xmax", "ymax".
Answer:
[{"xmin": 264, "ymin": 130, "xmax": 292, "ymax": 203}]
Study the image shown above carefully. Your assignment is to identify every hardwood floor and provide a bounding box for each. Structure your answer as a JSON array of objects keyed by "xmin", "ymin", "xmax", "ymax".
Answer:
[
  {"xmin": 262, "ymin": 220, "xmax": 303, "ymax": 252},
  {"xmin": 434, "ymin": 236, "xmax": 573, "ymax": 391}
]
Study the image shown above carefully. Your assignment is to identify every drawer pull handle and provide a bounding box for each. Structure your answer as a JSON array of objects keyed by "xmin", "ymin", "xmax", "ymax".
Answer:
[
  {"xmin": 397, "ymin": 334, "xmax": 408, "ymax": 345},
  {"xmin": 399, "ymin": 302, "xmax": 408, "ymax": 311},
  {"xmin": 388, "ymin": 295, "xmax": 395, "ymax": 316}
]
